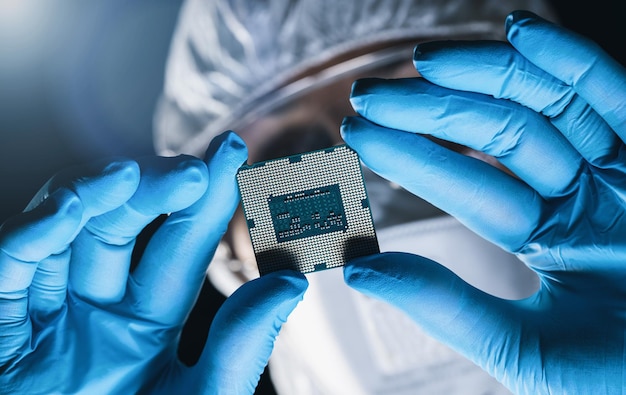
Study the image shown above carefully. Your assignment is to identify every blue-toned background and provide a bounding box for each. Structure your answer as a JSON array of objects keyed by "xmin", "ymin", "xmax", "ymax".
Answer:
[
  {"xmin": 0, "ymin": 2, "xmax": 624, "ymax": 394},
  {"xmin": 0, "ymin": 0, "xmax": 182, "ymax": 217},
  {"xmin": 1, "ymin": 0, "xmax": 624, "ymax": 222}
]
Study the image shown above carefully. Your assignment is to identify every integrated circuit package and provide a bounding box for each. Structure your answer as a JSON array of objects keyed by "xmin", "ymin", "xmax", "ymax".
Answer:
[{"xmin": 236, "ymin": 144, "xmax": 379, "ymax": 276}]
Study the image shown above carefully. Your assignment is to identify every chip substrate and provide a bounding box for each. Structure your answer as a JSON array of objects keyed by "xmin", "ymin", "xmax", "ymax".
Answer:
[{"xmin": 236, "ymin": 144, "xmax": 379, "ymax": 276}]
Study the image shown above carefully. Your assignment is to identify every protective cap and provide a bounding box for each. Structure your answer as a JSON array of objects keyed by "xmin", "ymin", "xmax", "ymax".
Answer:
[{"xmin": 154, "ymin": 0, "xmax": 555, "ymax": 157}]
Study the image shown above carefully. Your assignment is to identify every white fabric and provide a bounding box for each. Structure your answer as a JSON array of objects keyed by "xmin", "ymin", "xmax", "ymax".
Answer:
[{"xmin": 154, "ymin": 0, "xmax": 556, "ymax": 157}]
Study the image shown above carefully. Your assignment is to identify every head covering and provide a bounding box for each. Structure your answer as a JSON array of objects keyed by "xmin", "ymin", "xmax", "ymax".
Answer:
[{"xmin": 154, "ymin": 0, "xmax": 555, "ymax": 156}]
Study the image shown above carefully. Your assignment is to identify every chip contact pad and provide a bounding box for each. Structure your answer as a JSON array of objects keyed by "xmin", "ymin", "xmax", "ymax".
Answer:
[{"xmin": 237, "ymin": 145, "xmax": 379, "ymax": 276}]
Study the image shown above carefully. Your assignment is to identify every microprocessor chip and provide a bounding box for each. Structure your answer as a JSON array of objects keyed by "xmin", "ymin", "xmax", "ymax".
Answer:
[{"xmin": 237, "ymin": 144, "xmax": 379, "ymax": 276}]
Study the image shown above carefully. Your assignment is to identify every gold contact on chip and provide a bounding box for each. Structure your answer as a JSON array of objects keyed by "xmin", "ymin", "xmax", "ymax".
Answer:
[{"xmin": 236, "ymin": 144, "xmax": 379, "ymax": 276}]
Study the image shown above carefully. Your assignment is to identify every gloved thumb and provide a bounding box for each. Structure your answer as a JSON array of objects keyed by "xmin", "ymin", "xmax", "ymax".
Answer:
[
  {"xmin": 344, "ymin": 252, "xmax": 524, "ymax": 387},
  {"xmin": 194, "ymin": 271, "xmax": 308, "ymax": 394}
]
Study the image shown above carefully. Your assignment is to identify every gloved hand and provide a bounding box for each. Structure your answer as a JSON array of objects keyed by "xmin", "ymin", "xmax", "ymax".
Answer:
[
  {"xmin": 341, "ymin": 10, "xmax": 626, "ymax": 394},
  {"xmin": 0, "ymin": 131, "xmax": 307, "ymax": 394}
]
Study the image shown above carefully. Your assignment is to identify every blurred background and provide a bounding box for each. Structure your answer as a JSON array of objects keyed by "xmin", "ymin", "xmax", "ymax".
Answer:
[
  {"xmin": 0, "ymin": 1, "xmax": 624, "ymax": 393},
  {"xmin": 1, "ymin": 0, "xmax": 625, "ymax": 222},
  {"xmin": 0, "ymin": 0, "xmax": 182, "ymax": 217}
]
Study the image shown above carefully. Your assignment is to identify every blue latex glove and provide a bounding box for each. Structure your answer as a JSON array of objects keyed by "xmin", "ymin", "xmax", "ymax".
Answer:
[
  {"xmin": 0, "ymin": 131, "xmax": 307, "ymax": 394},
  {"xmin": 341, "ymin": 10, "xmax": 626, "ymax": 394}
]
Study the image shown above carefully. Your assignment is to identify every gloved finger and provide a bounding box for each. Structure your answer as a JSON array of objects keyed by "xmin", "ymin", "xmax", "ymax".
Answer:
[
  {"xmin": 344, "ymin": 252, "xmax": 523, "ymax": 392},
  {"xmin": 69, "ymin": 155, "xmax": 209, "ymax": 305},
  {"xmin": 506, "ymin": 10, "xmax": 626, "ymax": 141},
  {"xmin": 127, "ymin": 131, "xmax": 247, "ymax": 326},
  {"xmin": 28, "ymin": 250, "xmax": 71, "ymax": 323},
  {"xmin": 413, "ymin": 40, "xmax": 621, "ymax": 168},
  {"xmin": 0, "ymin": 188, "xmax": 82, "ymax": 293},
  {"xmin": 24, "ymin": 159, "xmax": 140, "ymax": 224},
  {"xmin": 16, "ymin": 161, "xmax": 139, "ymax": 319},
  {"xmin": 192, "ymin": 271, "xmax": 308, "ymax": 395},
  {"xmin": 341, "ymin": 116, "xmax": 543, "ymax": 253},
  {"xmin": 0, "ymin": 188, "xmax": 82, "ymax": 363},
  {"xmin": 350, "ymin": 78, "xmax": 583, "ymax": 198}
]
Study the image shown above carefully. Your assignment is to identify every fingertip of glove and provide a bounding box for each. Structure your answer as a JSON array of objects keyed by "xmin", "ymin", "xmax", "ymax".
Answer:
[
  {"xmin": 350, "ymin": 78, "xmax": 378, "ymax": 96},
  {"xmin": 216, "ymin": 271, "xmax": 308, "ymax": 329},
  {"xmin": 22, "ymin": 186, "xmax": 83, "ymax": 217},
  {"xmin": 103, "ymin": 158, "xmax": 140, "ymax": 180},
  {"xmin": 0, "ymin": 187, "xmax": 83, "ymax": 261},
  {"xmin": 412, "ymin": 45, "xmax": 423, "ymax": 70},
  {"xmin": 262, "ymin": 270, "xmax": 309, "ymax": 299},
  {"xmin": 173, "ymin": 156, "xmax": 209, "ymax": 186},
  {"xmin": 343, "ymin": 254, "xmax": 386, "ymax": 286},
  {"xmin": 100, "ymin": 159, "xmax": 142, "ymax": 199},
  {"xmin": 102, "ymin": 157, "xmax": 142, "ymax": 193},
  {"xmin": 413, "ymin": 44, "xmax": 422, "ymax": 59},
  {"xmin": 412, "ymin": 41, "xmax": 438, "ymax": 62},
  {"xmin": 340, "ymin": 115, "xmax": 372, "ymax": 135},
  {"xmin": 340, "ymin": 116, "xmax": 354, "ymax": 140},
  {"xmin": 131, "ymin": 156, "xmax": 210, "ymax": 212},
  {"xmin": 173, "ymin": 157, "xmax": 211, "ymax": 203},
  {"xmin": 412, "ymin": 41, "xmax": 450, "ymax": 73},
  {"xmin": 349, "ymin": 80, "xmax": 364, "ymax": 112},
  {"xmin": 340, "ymin": 116, "xmax": 375, "ymax": 149},
  {"xmin": 223, "ymin": 130, "xmax": 247, "ymax": 152},
  {"xmin": 205, "ymin": 130, "xmax": 248, "ymax": 164},
  {"xmin": 505, "ymin": 10, "xmax": 542, "ymax": 38},
  {"xmin": 230, "ymin": 271, "xmax": 308, "ymax": 324},
  {"xmin": 349, "ymin": 78, "xmax": 386, "ymax": 111},
  {"xmin": 47, "ymin": 187, "xmax": 83, "ymax": 218}
]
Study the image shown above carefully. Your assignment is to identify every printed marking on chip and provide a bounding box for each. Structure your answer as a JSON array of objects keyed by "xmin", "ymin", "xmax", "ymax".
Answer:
[{"xmin": 237, "ymin": 145, "xmax": 379, "ymax": 276}]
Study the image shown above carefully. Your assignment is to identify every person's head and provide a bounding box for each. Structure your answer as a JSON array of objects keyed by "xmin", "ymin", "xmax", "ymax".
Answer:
[{"xmin": 154, "ymin": 0, "xmax": 555, "ymax": 279}]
